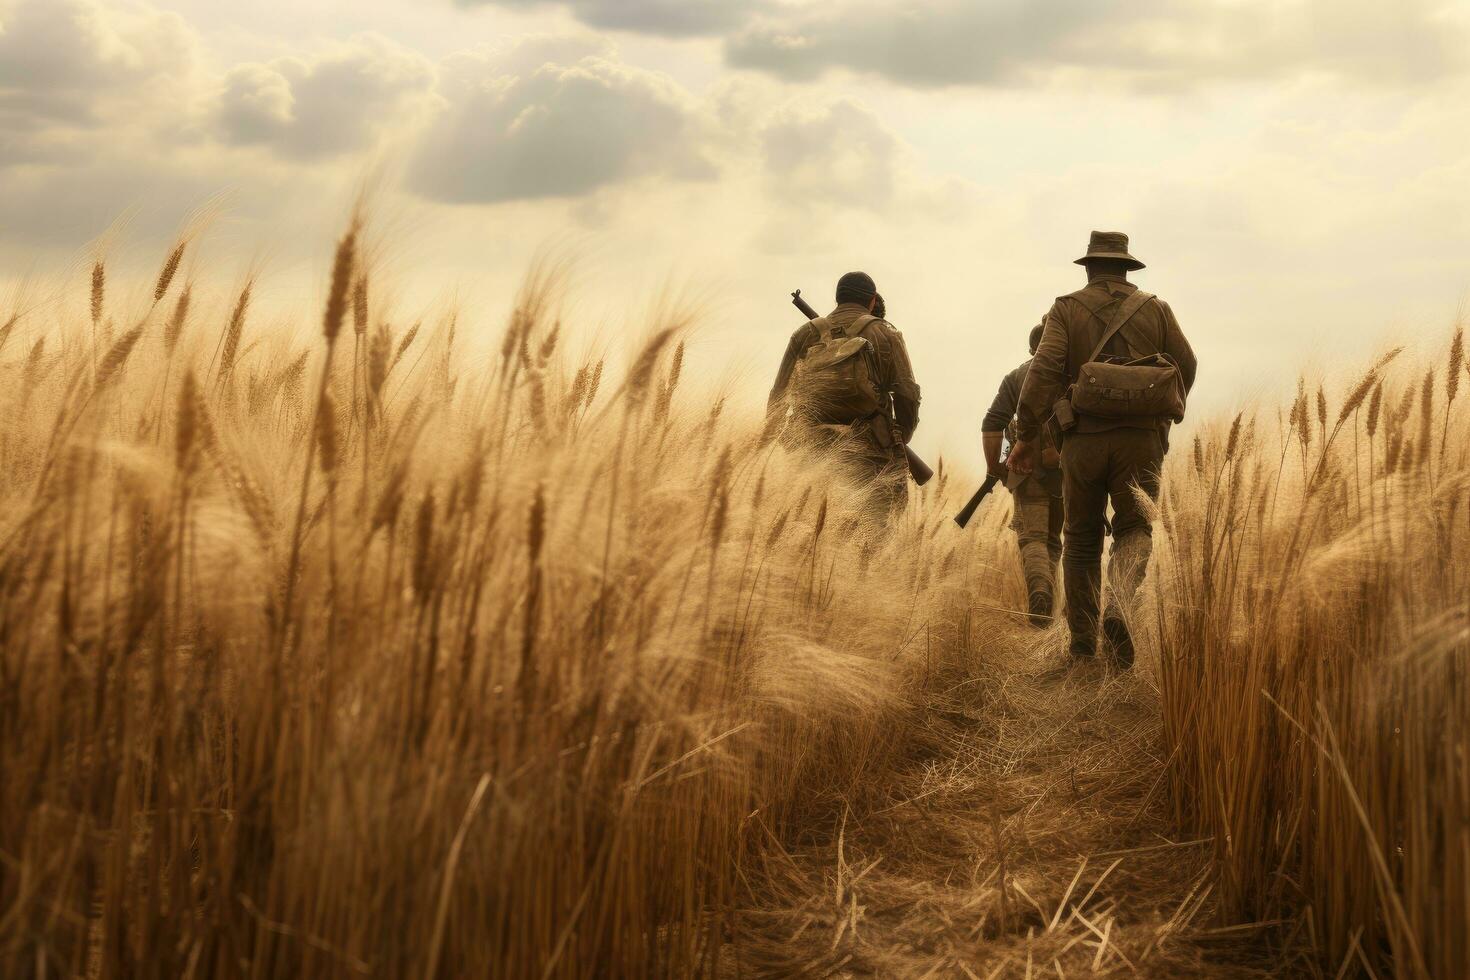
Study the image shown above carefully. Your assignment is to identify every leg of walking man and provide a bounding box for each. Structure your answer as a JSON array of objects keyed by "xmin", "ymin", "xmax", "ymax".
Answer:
[
  {"xmin": 1099, "ymin": 429, "xmax": 1164, "ymax": 668},
  {"xmin": 1060, "ymin": 432, "xmax": 1110, "ymax": 658},
  {"xmin": 1012, "ymin": 481, "xmax": 1060, "ymax": 625}
]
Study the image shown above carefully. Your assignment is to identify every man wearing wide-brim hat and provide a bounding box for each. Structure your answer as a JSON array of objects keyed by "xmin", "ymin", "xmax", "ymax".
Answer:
[{"xmin": 1007, "ymin": 231, "xmax": 1197, "ymax": 669}]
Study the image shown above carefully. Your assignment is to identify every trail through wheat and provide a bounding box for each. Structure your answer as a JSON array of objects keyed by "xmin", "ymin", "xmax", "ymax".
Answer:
[{"xmin": 733, "ymin": 620, "xmax": 1297, "ymax": 978}]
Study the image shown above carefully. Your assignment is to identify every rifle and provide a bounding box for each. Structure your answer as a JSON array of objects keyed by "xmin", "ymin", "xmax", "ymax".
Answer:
[
  {"xmin": 790, "ymin": 290, "xmax": 934, "ymax": 486},
  {"xmin": 953, "ymin": 473, "xmax": 1000, "ymax": 529}
]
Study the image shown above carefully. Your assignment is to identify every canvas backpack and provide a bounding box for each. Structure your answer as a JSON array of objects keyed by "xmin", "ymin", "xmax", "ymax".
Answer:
[
  {"xmin": 1067, "ymin": 290, "xmax": 1187, "ymax": 423},
  {"xmin": 789, "ymin": 314, "xmax": 886, "ymax": 426}
]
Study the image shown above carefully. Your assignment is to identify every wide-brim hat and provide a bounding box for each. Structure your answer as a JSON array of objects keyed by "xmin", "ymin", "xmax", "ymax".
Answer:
[{"xmin": 1074, "ymin": 230, "xmax": 1145, "ymax": 271}]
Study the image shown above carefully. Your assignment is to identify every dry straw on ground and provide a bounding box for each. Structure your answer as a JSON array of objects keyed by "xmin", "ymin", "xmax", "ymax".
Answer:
[{"xmin": 0, "ymin": 222, "xmax": 1465, "ymax": 979}]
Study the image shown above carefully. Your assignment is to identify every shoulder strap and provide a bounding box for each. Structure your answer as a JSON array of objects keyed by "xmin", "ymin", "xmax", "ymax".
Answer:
[
  {"xmin": 1087, "ymin": 289, "xmax": 1155, "ymax": 362},
  {"xmin": 851, "ymin": 313, "xmax": 894, "ymax": 360},
  {"xmin": 809, "ymin": 316, "xmax": 835, "ymax": 342}
]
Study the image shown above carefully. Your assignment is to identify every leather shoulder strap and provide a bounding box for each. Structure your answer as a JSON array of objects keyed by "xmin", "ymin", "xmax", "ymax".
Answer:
[{"xmin": 1087, "ymin": 290, "xmax": 1155, "ymax": 362}]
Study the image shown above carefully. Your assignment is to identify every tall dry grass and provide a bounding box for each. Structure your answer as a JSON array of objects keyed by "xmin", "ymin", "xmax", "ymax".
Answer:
[
  {"xmin": 1153, "ymin": 332, "xmax": 1470, "ymax": 978},
  {"xmin": 10, "ymin": 216, "xmax": 1464, "ymax": 978},
  {"xmin": 0, "ymin": 224, "xmax": 1011, "ymax": 978}
]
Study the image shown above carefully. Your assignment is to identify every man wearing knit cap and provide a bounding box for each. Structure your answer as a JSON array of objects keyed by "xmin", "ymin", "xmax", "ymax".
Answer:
[
  {"xmin": 769, "ymin": 271, "xmax": 921, "ymax": 511},
  {"xmin": 1009, "ymin": 232, "xmax": 1197, "ymax": 668}
]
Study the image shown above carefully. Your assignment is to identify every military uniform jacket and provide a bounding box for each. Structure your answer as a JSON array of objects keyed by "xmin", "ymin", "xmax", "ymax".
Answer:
[
  {"xmin": 1016, "ymin": 276, "xmax": 1196, "ymax": 444},
  {"xmin": 984, "ymin": 357, "xmax": 1061, "ymax": 495},
  {"xmin": 769, "ymin": 302, "xmax": 921, "ymax": 443}
]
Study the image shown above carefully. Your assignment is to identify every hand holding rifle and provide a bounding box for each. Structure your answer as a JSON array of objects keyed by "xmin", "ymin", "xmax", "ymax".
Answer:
[
  {"xmin": 958, "ymin": 438, "xmax": 1046, "ymax": 528},
  {"xmin": 981, "ymin": 429, "xmax": 1007, "ymax": 480},
  {"xmin": 1007, "ymin": 440, "xmax": 1036, "ymax": 476}
]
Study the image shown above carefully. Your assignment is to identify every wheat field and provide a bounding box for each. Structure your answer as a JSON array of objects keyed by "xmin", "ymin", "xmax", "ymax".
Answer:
[
  {"xmin": 1154, "ymin": 341, "xmax": 1470, "ymax": 979},
  {"xmin": 0, "ymin": 220, "xmax": 1465, "ymax": 978}
]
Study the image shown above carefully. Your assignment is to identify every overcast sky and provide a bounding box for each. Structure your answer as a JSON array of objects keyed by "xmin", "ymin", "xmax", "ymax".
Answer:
[{"xmin": 2, "ymin": 0, "xmax": 1468, "ymax": 456}]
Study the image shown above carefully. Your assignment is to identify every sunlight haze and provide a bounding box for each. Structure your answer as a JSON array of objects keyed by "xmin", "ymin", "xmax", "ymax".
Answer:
[{"xmin": 2, "ymin": 0, "xmax": 1467, "ymax": 456}]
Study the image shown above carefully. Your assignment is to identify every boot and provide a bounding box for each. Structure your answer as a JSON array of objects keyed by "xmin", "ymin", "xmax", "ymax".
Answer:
[
  {"xmin": 1102, "ymin": 614, "xmax": 1134, "ymax": 670},
  {"xmin": 1027, "ymin": 590, "xmax": 1053, "ymax": 628}
]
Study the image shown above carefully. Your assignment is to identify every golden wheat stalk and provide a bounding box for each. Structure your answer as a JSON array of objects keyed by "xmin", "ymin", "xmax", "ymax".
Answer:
[
  {"xmin": 90, "ymin": 261, "xmax": 105, "ymax": 325},
  {"xmin": 154, "ymin": 242, "xmax": 186, "ymax": 305}
]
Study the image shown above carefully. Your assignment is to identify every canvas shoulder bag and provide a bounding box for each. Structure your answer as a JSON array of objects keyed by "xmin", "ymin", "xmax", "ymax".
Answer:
[
  {"xmin": 1068, "ymin": 289, "xmax": 1187, "ymax": 422},
  {"xmin": 789, "ymin": 315, "xmax": 885, "ymax": 425}
]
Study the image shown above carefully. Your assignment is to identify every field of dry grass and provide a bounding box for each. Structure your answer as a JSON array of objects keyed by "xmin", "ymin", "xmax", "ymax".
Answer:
[
  {"xmin": 0, "ymin": 219, "xmax": 1465, "ymax": 978},
  {"xmin": 1154, "ymin": 338, "xmax": 1470, "ymax": 979}
]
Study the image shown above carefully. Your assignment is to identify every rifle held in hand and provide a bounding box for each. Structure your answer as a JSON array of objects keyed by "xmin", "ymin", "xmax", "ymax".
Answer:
[{"xmin": 953, "ymin": 473, "xmax": 1000, "ymax": 529}]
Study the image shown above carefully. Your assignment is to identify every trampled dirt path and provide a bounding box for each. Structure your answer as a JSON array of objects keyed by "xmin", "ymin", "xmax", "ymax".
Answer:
[{"xmin": 733, "ymin": 623, "xmax": 1303, "ymax": 978}]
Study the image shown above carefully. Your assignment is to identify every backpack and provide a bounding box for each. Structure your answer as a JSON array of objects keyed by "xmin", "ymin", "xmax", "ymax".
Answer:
[
  {"xmin": 789, "ymin": 314, "xmax": 886, "ymax": 425},
  {"xmin": 1068, "ymin": 289, "xmax": 1187, "ymax": 423}
]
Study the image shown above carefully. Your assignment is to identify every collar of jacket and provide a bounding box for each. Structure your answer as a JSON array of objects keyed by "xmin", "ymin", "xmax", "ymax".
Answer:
[
  {"xmin": 1087, "ymin": 275, "xmax": 1136, "ymax": 298},
  {"xmin": 825, "ymin": 302, "xmax": 876, "ymax": 333}
]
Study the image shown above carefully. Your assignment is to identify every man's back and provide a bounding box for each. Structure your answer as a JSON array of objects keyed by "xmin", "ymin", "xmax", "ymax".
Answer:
[
  {"xmin": 1055, "ymin": 278, "xmax": 1194, "ymax": 379},
  {"xmin": 1019, "ymin": 275, "xmax": 1196, "ymax": 439},
  {"xmin": 770, "ymin": 303, "xmax": 920, "ymax": 441}
]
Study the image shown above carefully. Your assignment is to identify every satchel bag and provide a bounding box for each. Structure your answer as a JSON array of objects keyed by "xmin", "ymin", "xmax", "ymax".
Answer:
[
  {"xmin": 1068, "ymin": 289, "xmax": 1186, "ymax": 423},
  {"xmin": 790, "ymin": 315, "xmax": 885, "ymax": 425}
]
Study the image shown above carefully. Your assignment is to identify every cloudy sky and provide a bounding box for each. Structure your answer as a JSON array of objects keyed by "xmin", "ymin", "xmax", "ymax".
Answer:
[{"xmin": 2, "ymin": 0, "xmax": 1469, "ymax": 455}]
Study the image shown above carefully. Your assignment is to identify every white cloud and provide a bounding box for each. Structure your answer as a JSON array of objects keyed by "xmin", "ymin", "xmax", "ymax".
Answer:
[
  {"xmin": 0, "ymin": 1, "xmax": 738, "ymax": 234},
  {"xmin": 454, "ymin": 0, "xmax": 766, "ymax": 38},
  {"xmin": 471, "ymin": 34, "xmax": 614, "ymax": 77},
  {"xmin": 0, "ymin": 0, "xmax": 969, "ymax": 253},
  {"xmin": 0, "ymin": 0, "xmax": 198, "ymax": 131},
  {"xmin": 408, "ymin": 43, "xmax": 717, "ymax": 204},
  {"xmin": 213, "ymin": 35, "xmax": 434, "ymax": 159},
  {"xmin": 761, "ymin": 99, "xmax": 899, "ymax": 209},
  {"xmin": 726, "ymin": 0, "xmax": 1469, "ymax": 91},
  {"xmin": 216, "ymin": 64, "xmax": 294, "ymax": 141},
  {"xmin": 445, "ymin": 0, "xmax": 1470, "ymax": 92}
]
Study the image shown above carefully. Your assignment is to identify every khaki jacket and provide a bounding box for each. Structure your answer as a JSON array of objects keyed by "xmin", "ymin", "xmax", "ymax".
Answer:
[{"xmin": 1016, "ymin": 276, "xmax": 1196, "ymax": 444}]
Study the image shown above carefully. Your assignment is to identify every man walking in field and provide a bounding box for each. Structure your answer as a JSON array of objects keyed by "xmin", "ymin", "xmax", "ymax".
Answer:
[
  {"xmin": 769, "ymin": 272, "xmax": 921, "ymax": 511},
  {"xmin": 1009, "ymin": 232, "xmax": 1196, "ymax": 667},
  {"xmin": 983, "ymin": 322, "xmax": 1063, "ymax": 626}
]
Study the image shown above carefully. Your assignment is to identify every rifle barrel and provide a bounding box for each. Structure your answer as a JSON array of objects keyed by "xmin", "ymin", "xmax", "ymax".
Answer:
[{"xmin": 791, "ymin": 290, "xmax": 820, "ymax": 321}]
